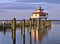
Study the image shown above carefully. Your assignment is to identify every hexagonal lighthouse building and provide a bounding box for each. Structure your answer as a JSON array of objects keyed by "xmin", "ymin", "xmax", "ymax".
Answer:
[{"xmin": 30, "ymin": 6, "xmax": 48, "ymax": 20}]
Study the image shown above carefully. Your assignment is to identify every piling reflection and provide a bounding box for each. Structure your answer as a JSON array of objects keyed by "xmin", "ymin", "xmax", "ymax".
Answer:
[
  {"xmin": 30, "ymin": 26, "xmax": 32, "ymax": 44},
  {"xmin": 21, "ymin": 19, "xmax": 25, "ymax": 44},
  {"xmin": 3, "ymin": 27, "xmax": 6, "ymax": 35},
  {"xmin": 11, "ymin": 28, "xmax": 16, "ymax": 44},
  {"xmin": 29, "ymin": 22, "xmax": 51, "ymax": 44},
  {"xmin": 21, "ymin": 27, "xmax": 25, "ymax": 44}
]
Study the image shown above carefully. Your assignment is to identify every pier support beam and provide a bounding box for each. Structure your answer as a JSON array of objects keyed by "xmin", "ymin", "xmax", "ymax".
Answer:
[
  {"xmin": 38, "ymin": 18, "xmax": 41, "ymax": 30},
  {"xmin": 12, "ymin": 18, "xmax": 16, "ymax": 31},
  {"xmin": 22, "ymin": 19, "xmax": 25, "ymax": 44},
  {"xmin": 3, "ymin": 22, "xmax": 5, "ymax": 29},
  {"xmin": 11, "ymin": 18, "xmax": 16, "ymax": 44},
  {"xmin": 29, "ymin": 19, "xmax": 31, "ymax": 33}
]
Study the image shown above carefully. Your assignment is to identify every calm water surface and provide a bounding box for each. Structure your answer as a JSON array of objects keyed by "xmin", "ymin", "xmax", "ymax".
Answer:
[{"xmin": 0, "ymin": 21, "xmax": 60, "ymax": 44}]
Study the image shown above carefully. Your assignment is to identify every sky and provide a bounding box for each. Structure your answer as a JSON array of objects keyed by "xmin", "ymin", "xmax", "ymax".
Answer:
[
  {"xmin": 0, "ymin": 0, "xmax": 60, "ymax": 3},
  {"xmin": 0, "ymin": 0, "xmax": 60, "ymax": 20},
  {"xmin": 16, "ymin": 0, "xmax": 60, "ymax": 3}
]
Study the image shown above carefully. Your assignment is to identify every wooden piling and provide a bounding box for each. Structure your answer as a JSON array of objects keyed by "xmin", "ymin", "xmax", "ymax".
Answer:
[
  {"xmin": 12, "ymin": 18, "xmax": 16, "ymax": 30},
  {"xmin": 30, "ymin": 18, "xmax": 32, "ymax": 28},
  {"xmin": 38, "ymin": 18, "xmax": 41, "ymax": 30},
  {"xmin": 20, "ymin": 20, "xmax": 23, "ymax": 36},
  {"xmin": 3, "ymin": 22, "xmax": 7, "ymax": 35},
  {"xmin": 3, "ymin": 22, "xmax": 5, "ymax": 29},
  {"xmin": 33, "ymin": 19, "xmax": 35, "ymax": 29},
  {"xmin": 12, "ymin": 18, "xmax": 16, "ymax": 39},
  {"xmin": 22, "ymin": 19, "xmax": 25, "ymax": 44}
]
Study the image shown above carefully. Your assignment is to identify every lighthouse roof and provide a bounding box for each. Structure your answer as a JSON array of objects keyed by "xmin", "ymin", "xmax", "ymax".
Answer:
[{"xmin": 33, "ymin": 11, "xmax": 48, "ymax": 15}]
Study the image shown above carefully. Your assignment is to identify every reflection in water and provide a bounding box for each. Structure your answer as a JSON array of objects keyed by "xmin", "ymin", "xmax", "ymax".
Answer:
[
  {"xmin": 30, "ymin": 27, "xmax": 32, "ymax": 44},
  {"xmin": 11, "ymin": 29, "xmax": 16, "ymax": 44},
  {"xmin": 21, "ymin": 19, "xmax": 25, "ymax": 44},
  {"xmin": 29, "ymin": 24, "xmax": 51, "ymax": 44},
  {"xmin": 3, "ymin": 28, "xmax": 6, "ymax": 35},
  {"xmin": 21, "ymin": 29, "xmax": 25, "ymax": 44},
  {"xmin": 21, "ymin": 28, "xmax": 25, "ymax": 44},
  {"xmin": 13, "ymin": 37, "xmax": 16, "ymax": 44},
  {"xmin": 0, "ymin": 21, "xmax": 51, "ymax": 44}
]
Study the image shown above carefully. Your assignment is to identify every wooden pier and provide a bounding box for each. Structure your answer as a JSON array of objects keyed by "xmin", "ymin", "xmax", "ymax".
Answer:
[
  {"xmin": 0, "ymin": 18, "xmax": 54, "ymax": 44},
  {"xmin": 0, "ymin": 18, "xmax": 51, "ymax": 29}
]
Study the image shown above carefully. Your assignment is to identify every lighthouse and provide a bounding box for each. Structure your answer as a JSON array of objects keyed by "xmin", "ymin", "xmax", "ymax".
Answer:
[{"xmin": 30, "ymin": 6, "xmax": 48, "ymax": 20}]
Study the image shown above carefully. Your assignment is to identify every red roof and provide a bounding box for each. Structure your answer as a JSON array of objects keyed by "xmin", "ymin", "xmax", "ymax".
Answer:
[{"xmin": 33, "ymin": 11, "xmax": 48, "ymax": 15}]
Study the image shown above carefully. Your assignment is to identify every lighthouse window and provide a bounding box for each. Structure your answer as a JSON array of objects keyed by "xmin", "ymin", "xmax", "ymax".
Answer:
[
  {"xmin": 40, "ymin": 14, "xmax": 46, "ymax": 16},
  {"xmin": 35, "ymin": 14, "xmax": 37, "ymax": 16}
]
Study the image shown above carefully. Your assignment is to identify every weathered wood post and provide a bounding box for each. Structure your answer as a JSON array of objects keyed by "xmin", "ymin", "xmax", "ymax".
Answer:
[
  {"xmin": 30, "ymin": 18, "xmax": 32, "ymax": 28},
  {"xmin": 32, "ymin": 19, "xmax": 33, "ymax": 26},
  {"xmin": 3, "ymin": 22, "xmax": 5, "ymax": 29},
  {"xmin": 29, "ymin": 19, "xmax": 32, "ymax": 44},
  {"xmin": 20, "ymin": 20, "xmax": 23, "ymax": 36},
  {"xmin": 3, "ymin": 23, "xmax": 6, "ymax": 35},
  {"xmin": 22, "ymin": 19, "xmax": 25, "ymax": 44},
  {"xmin": 3, "ymin": 22, "xmax": 6, "ymax": 35},
  {"xmin": 33, "ymin": 18, "xmax": 35, "ymax": 29},
  {"xmin": 12, "ymin": 18, "xmax": 16, "ymax": 32},
  {"xmin": 31, "ymin": 18, "xmax": 34, "ymax": 27},
  {"xmin": 12, "ymin": 18, "xmax": 16, "ymax": 44},
  {"xmin": 38, "ymin": 18, "xmax": 41, "ymax": 30}
]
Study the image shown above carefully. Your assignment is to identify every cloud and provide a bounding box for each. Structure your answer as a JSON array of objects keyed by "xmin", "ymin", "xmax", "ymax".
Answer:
[
  {"xmin": 0, "ymin": 0, "xmax": 60, "ymax": 4},
  {"xmin": 0, "ymin": 2, "xmax": 60, "ymax": 20},
  {"xmin": 0, "ymin": 2, "xmax": 48, "ymax": 9},
  {"xmin": 0, "ymin": 2, "xmax": 60, "ymax": 10},
  {"xmin": 16, "ymin": 0, "xmax": 60, "ymax": 4}
]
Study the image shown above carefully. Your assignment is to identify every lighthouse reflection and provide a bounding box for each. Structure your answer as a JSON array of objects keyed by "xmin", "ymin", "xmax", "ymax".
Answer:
[{"xmin": 29, "ymin": 25, "xmax": 51, "ymax": 44}]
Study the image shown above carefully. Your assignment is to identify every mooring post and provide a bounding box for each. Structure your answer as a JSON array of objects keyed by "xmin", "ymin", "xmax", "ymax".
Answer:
[
  {"xmin": 12, "ymin": 18, "xmax": 16, "ymax": 40},
  {"xmin": 37, "ymin": 19, "xmax": 38, "ymax": 30},
  {"xmin": 12, "ymin": 18, "xmax": 16, "ymax": 31},
  {"xmin": 32, "ymin": 19, "xmax": 34, "ymax": 26},
  {"xmin": 3, "ymin": 23, "xmax": 6, "ymax": 35},
  {"xmin": 30, "ymin": 18, "xmax": 32, "ymax": 28},
  {"xmin": 33, "ymin": 18, "xmax": 35, "ymax": 29},
  {"xmin": 21, "ymin": 20, "xmax": 23, "ymax": 36},
  {"xmin": 29, "ymin": 19, "xmax": 32, "ymax": 44},
  {"xmin": 38, "ymin": 18, "xmax": 41, "ymax": 30},
  {"xmin": 3, "ymin": 22, "xmax": 5, "ymax": 29},
  {"xmin": 44, "ymin": 20, "xmax": 47, "ymax": 28},
  {"xmin": 22, "ymin": 19, "xmax": 25, "ymax": 44}
]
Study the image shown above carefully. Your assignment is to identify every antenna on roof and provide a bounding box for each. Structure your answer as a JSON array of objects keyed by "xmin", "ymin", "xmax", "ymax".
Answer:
[
  {"xmin": 39, "ymin": 6, "xmax": 42, "ymax": 9},
  {"xmin": 37, "ymin": 6, "xmax": 44, "ymax": 11}
]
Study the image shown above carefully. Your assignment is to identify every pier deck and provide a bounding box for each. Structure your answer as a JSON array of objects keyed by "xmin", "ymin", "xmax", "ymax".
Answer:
[{"xmin": 0, "ymin": 18, "xmax": 52, "ymax": 29}]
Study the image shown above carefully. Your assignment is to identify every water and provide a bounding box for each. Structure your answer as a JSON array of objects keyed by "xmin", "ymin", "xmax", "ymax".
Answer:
[{"xmin": 0, "ymin": 21, "xmax": 60, "ymax": 44}]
